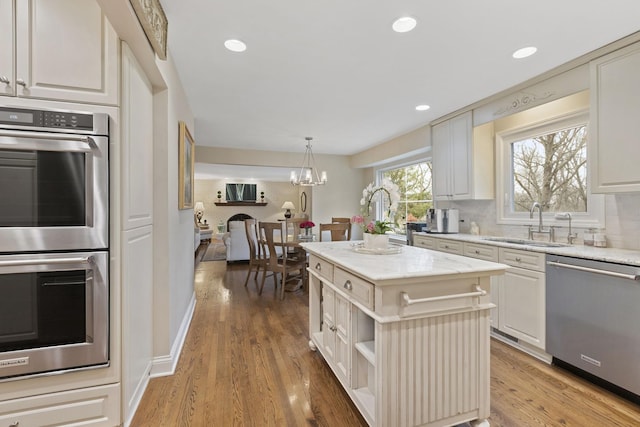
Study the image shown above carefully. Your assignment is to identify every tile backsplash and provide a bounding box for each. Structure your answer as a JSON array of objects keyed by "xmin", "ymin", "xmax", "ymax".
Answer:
[{"xmin": 447, "ymin": 193, "xmax": 640, "ymax": 251}]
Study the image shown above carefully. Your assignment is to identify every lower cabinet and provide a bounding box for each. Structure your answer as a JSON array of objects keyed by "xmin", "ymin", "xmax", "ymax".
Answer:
[
  {"xmin": 498, "ymin": 248, "xmax": 546, "ymax": 349},
  {"xmin": 321, "ymin": 285, "xmax": 350, "ymax": 382},
  {"xmin": 464, "ymin": 242, "xmax": 500, "ymax": 328},
  {"xmin": 0, "ymin": 383, "xmax": 120, "ymax": 426}
]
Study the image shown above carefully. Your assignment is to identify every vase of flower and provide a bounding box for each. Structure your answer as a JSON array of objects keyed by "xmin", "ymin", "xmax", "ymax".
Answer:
[{"xmin": 363, "ymin": 233, "xmax": 389, "ymax": 250}]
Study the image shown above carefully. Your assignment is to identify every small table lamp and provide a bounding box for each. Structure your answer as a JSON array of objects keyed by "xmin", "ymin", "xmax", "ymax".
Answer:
[
  {"xmin": 281, "ymin": 201, "xmax": 295, "ymax": 219},
  {"xmin": 194, "ymin": 201, "xmax": 205, "ymax": 224}
]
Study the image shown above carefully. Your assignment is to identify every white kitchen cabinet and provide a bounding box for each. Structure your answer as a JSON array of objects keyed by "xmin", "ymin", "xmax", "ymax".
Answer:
[
  {"xmin": 321, "ymin": 284, "xmax": 351, "ymax": 383},
  {"xmin": 464, "ymin": 242, "xmax": 500, "ymax": 329},
  {"xmin": 0, "ymin": 0, "xmax": 118, "ymax": 105},
  {"xmin": 435, "ymin": 238, "xmax": 463, "ymax": 255},
  {"xmin": 590, "ymin": 42, "xmax": 640, "ymax": 193},
  {"xmin": 498, "ymin": 248, "xmax": 545, "ymax": 350},
  {"xmin": 431, "ymin": 111, "xmax": 494, "ymax": 201},
  {"xmin": 412, "ymin": 234, "xmax": 436, "ymax": 249},
  {"xmin": 0, "ymin": 384, "xmax": 120, "ymax": 427}
]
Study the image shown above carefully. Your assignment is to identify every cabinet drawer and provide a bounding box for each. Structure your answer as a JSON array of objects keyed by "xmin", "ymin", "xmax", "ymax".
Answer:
[
  {"xmin": 0, "ymin": 383, "xmax": 120, "ymax": 427},
  {"xmin": 464, "ymin": 242, "xmax": 499, "ymax": 261},
  {"xmin": 309, "ymin": 255, "xmax": 334, "ymax": 282},
  {"xmin": 499, "ymin": 248, "xmax": 545, "ymax": 272},
  {"xmin": 436, "ymin": 239, "xmax": 463, "ymax": 255},
  {"xmin": 413, "ymin": 235, "xmax": 436, "ymax": 249},
  {"xmin": 334, "ymin": 268, "xmax": 374, "ymax": 311}
]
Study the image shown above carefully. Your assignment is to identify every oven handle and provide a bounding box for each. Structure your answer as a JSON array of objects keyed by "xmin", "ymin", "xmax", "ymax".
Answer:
[
  {"xmin": 547, "ymin": 261, "xmax": 640, "ymax": 281},
  {"xmin": 0, "ymin": 130, "xmax": 95, "ymax": 150},
  {"xmin": 0, "ymin": 256, "xmax": 93, "ymax": 267}
]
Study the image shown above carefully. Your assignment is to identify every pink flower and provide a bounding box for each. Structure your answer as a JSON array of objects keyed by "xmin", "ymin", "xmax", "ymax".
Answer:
[
  {"xmin": 366, "ymin": 222, "xmax": 375, "ymax": 233},
  {"xmin": 300, "ymin": 221, "xmax": 315, "ymax": 229},
  {"xmin": 351, "ymin": 215, "xmax": 364, "ymax": 225}
]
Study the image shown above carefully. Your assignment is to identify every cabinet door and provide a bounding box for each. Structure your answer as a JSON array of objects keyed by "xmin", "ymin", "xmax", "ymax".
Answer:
[
  {"xmin": 431, "ymin": 120, "xmax": 450, "ymax": 200},
  {"xmin": 334, "ymin": 293, "xmax": 351, "ymax": 382},
  {"xmin": 590, "ymin": 42, "xmax": 640, "ymax": 193},
  {"xmin": 499, "ymin": 267, "xmax": 545, "ymax": 349},
  {"xmin": 450, "ymin": 111, "xmax": 472, "ymax": 198},
  {"xmin": 0, "ymin": 0, "xmax": 15, "ymax": 97},
  {"xmin": 15, "ymin": 0, "xmax": 118, "ymax": 104},
  {"xmin": 322, "ymin": 286, "xmax": 336, "ymax": 360}
]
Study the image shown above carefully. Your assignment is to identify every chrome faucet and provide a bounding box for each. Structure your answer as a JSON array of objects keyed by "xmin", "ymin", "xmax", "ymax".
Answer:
[{"xmin": 528, "ymin": 201, "xmax": 554, "ymax": 241}]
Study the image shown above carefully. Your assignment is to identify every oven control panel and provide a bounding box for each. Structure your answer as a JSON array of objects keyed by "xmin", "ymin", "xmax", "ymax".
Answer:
[{"xmin": 0, "ymin": 106, "xmax": 95, "ymax": 131}]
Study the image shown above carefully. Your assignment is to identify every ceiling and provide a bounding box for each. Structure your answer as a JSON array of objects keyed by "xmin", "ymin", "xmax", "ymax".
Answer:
[{"xmin": 161, "ymin": 0, "xmax": 640, "ymax": 177}]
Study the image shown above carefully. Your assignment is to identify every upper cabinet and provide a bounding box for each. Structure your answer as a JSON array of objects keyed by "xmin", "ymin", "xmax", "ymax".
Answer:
[
  {"xmin": 590, "ymin": 42, "xmax": 640, "ymax": 193},
  {"xmin": 432, "ymin": 111, "xmax": 494, "ymax": 201},
  {"xmin": 0, "ymin": 0, "xmax": 118, "ymax": 105}
]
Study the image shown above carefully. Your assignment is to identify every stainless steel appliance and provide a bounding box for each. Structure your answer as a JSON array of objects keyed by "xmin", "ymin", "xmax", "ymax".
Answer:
[
  {"xmin": 546, "ymin": 254, "xmax": 640, "ymax": 401},
  {"xmin": 426, "ymin": 208, "xmax": 459, "ymax": 233},
  {"xmin": 0, "ymin": 105, "xmax": 110, "ymax": 381},
  {"xmin": 0, "ymin": 106, "xmax": 109, "ymax": 252},
  {"xmin": 0, "ymin": 251, "xmax": 109, "ymax": 381}
]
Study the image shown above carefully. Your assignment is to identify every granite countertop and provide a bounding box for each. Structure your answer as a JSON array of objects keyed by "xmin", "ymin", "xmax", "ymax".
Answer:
[
  {"xmin": 414, "ymin": 232, "xmax": 640, "ymax": 267},
  {"xmin": 300, "ymin": 240, "xmax": 506, "ymax": 283}
]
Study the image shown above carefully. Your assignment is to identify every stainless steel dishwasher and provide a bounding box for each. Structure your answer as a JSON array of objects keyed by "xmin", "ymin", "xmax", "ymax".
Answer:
[{"xmin": 546, "ymin": 254, "xmax": 640, "ymax": 401}]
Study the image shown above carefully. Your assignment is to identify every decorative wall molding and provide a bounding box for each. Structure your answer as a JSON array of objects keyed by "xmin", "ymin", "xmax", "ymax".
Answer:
[
  {"xmin": 130, "ymin": 0, "xmax": 168, "ymax": 60},
  {"xmin": 493, "ymin": 91, "xmax": 556, "ymax": 116}
]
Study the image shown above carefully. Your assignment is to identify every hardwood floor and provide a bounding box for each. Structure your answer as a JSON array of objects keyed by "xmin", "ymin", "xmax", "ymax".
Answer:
[{"xmin": 131, "ymin": 261, "xmax": 640, "ymax": 426}]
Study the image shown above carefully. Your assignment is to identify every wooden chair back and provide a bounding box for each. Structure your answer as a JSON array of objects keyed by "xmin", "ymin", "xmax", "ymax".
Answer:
[
  {"xmin": 243, "ymin": 219, "xmax": 265, "ymax": 288},
  {"xmin": 331, "ymin": 217, "xmax": 352, "ymax": 240},
  {"xmin": 258, "ymin": 222, "xmax": 306, "ymax": 299},
  {"xmin": 319, "ymin": 222, "xmax": 351, "ymax": 242}
]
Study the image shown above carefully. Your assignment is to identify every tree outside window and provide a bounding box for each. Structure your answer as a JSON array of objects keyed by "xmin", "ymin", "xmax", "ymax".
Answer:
[
  {"xmin": 510, "ymin": 124, "xmax": 587, "ymax": 213},
  {"xmin": 381, "ymin": 161, "xmax": 432, "ymax": 234}
]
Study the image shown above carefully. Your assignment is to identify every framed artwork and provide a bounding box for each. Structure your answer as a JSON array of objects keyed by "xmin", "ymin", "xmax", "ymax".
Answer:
[
  {"xmin": 178, "ymin": 121, "xmax": 195, "ymax": 209},
  {"xmin": 129, "ymin": 0, "xmax": 168, "ymax": 60}
]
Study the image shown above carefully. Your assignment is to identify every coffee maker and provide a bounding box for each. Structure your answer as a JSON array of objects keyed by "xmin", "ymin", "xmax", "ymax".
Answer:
[{"xmin": 426, "ymin": 208, "xmax": 459, "ymax": 233}]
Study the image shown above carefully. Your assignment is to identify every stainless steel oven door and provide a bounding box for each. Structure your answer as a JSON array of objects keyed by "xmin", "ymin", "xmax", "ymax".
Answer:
[
  {"xmin": 0, "ymin": 251, "xmax": 108, "ymax": 381},
  {"xmin": 0, "ymin": 129, "xmax": 108, "ymax": 252}
]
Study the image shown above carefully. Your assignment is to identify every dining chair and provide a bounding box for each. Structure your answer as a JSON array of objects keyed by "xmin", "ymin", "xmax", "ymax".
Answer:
[
  {"xmin": 331, "ymin": 217, "xmax": 352, "ymax": 240},
  {"xmin": 319, "ymin": 222, "xmax": 351, "ymax": 241},
  {"xmin": 244, "ymin": 219, "xmax": 268, "ymax": 290},
  {"xmin": 258, "ymin": 222, "xmax": 307, "ymax": 300}
]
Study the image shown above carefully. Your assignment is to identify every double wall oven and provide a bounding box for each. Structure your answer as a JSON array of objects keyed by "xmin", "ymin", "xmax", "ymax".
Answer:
[{"xmin": 0, "ymin": 106, "xmax": 110, "ymax": 381}]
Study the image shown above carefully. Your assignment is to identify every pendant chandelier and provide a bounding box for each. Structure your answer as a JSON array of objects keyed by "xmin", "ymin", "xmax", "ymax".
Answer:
[{"xmin": 290, "ymin": 137, "xmax": 327, "ymax": 186}]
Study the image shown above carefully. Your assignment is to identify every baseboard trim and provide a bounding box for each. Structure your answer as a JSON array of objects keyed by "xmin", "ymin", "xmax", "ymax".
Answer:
[{"xmin": 149, "ymin": 291, "xmax": 197, "ymax": 378}]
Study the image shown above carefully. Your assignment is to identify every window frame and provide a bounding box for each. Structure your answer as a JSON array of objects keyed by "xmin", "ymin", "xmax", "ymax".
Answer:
[
  {"xmin": 496, "ymin": 109, "xmax": 604, "ymax": 228},
  {"xmin": 376, "ymin": 157, "xmax": 433, "ymax": 234}
]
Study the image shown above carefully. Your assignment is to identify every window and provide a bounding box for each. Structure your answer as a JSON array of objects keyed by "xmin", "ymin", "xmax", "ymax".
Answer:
[
  {"xmin": 497, "ymin": 110, "xmax": 603, "ymax": 226},
  {"xmin": 379, "ymin": 161, "xmax": 432, "ymax": 234}
]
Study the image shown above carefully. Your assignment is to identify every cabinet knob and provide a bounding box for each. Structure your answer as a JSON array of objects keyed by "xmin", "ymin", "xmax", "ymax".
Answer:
[
  {"xmin": 475, "ymin": 250, "xmax": 480, "ymax": 254},
  {"xmin": 9, "ymin": 422, "xmax": 19, "ymax": 427},
  {"xmin": 315, "ymin": 263, "xmax": 321, "ymax": 270},
  {"xmin": 515, "ymin": 257, "xmax": 522, "ymax": 262},
  {"xmin": 16, "ymin": 78, "xmax": 26, "ymax": 87},
  {"xmin": 330, "ymin": 325, "xmax": 337, "ymax": 332},
  {"xmin": 0, "ymin": 76, "xmax": 9, "ymax": 84},
  {"xmin": 343, "ymin": 280, "xmax": 353, "ymax": 291}
]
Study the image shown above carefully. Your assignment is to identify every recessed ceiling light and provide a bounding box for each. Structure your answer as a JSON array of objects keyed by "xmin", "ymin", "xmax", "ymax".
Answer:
[
  {"xmin": 415, "ymin": 104, "xmax": 430, "ymax": 111},
  {"xmin": 392, "ymin": 17, "xmax": 417, "ymax": 33},
  {"xmin": 224, "ymin": 39, "xmax": 247, "ymax": 52},
  {"xmin": 512, "ymin": 46, "xmax": 537, "ymax": 59}
]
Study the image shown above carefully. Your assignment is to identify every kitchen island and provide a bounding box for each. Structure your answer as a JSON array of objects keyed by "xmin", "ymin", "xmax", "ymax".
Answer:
[{"xmin": 299, "ymin": 241, "xmax": 507, "ymax": 427}]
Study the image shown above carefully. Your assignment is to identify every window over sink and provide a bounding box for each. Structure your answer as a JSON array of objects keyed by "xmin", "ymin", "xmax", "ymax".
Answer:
[{"xmin": 496, "ymin": 98, "xmax": 604, "ymax": 227}]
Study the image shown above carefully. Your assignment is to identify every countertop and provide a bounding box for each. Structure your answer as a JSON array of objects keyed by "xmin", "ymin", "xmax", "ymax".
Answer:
[
  {"xmin": 414, "ymin": 232, "xmax": 640, "ymax": 267},
  {"xmin": 300, "ymin": 240, "xmax": 506, "ymax": 283}
]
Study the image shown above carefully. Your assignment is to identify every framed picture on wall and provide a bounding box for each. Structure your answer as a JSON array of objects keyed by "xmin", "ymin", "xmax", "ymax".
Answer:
[{"xmin": 178, "ymin": 121, "xmax": 195, "ymax": 209}]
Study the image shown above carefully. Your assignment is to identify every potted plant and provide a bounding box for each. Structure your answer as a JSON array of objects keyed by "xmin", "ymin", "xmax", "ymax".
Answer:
[{"xmin": 352, "ymin": 179, "xmax": 400, "ymax": 249}]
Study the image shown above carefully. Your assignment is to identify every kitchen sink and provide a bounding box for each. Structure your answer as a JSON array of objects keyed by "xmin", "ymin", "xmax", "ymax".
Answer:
[{"xmin": 482, "ymin": 237, "xmax": 570, "ymax": 247}]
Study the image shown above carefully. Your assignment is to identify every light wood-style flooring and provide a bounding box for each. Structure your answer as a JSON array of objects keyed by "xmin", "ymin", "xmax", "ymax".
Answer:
[{"xmin": 131, "ymin": 260, "xmax": 640, "ymax": 426}]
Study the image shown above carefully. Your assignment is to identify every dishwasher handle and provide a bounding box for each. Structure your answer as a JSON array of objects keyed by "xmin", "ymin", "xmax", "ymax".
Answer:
[{"xmin": 547, "ymin": 261, "xmax": 640, "ymax": 281}]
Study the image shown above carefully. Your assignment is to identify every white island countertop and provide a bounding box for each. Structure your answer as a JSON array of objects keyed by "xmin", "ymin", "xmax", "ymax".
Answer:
[{"xmin": 300, "ymin": 240, "xmax": 506, "ymax": 283}]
